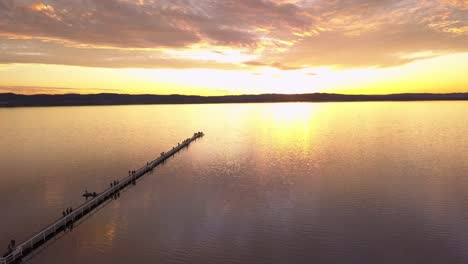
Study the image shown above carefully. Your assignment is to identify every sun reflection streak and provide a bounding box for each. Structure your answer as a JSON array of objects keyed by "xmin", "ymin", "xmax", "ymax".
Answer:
[{"xmin": 253, "ymin": 103, "xmax": 326, "ymax": 152}]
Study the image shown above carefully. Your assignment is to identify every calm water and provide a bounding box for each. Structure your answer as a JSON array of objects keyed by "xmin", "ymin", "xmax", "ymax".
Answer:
[{"xmin": 1, "ymin": 102, "xmax": 468, "ymax": 264}]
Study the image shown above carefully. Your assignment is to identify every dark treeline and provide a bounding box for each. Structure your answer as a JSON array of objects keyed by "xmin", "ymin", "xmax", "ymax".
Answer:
[{"xmin": 1, "ymin": 92, "xmax": 468, "ymax": 107}]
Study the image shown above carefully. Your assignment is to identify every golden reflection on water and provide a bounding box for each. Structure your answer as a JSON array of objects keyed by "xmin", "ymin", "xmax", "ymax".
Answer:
[
  {"xmin": 254, "ymin": 103, "xmax": 325, "ymax": 152},
  {"xmin": 103, "ymin": 220, "xmax": 117, "ymax": 246},
  {"xmin": 91, "ymin": 206, "xmax": 123, "ymax": 249},
  {"xmin": 266, "ymin": 103, "xmax": 317, "ymax": 123}
]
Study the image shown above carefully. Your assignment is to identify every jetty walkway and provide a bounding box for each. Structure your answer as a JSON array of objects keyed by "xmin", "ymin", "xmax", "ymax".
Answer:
[{"xmin": 1, "ymin": 132, "xmax": 204, "ymax": 264}]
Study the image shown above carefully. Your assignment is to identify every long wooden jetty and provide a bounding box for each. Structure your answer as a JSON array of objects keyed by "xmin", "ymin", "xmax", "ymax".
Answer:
[{"xmin": 1, "ymin": 132, "xmax": 204, "ymax": 264}]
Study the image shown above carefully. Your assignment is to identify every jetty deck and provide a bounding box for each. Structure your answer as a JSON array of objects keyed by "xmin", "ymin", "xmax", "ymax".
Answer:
[{"xmin": 1, "ymin": 132, "xmax": 204, "ymax": 264}]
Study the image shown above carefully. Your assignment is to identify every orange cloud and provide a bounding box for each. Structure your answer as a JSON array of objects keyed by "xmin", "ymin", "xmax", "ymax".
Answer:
[
  {"xmin": 438, "ymin": 0, "xmax": 468, "ymax": 10},
  {"xmin": 0, "ymin": 0, "xmax": 466, "ymax": 70},
  {"xmin": 30, "ymin": 3, "xmax": 55, "ymax": 12}
]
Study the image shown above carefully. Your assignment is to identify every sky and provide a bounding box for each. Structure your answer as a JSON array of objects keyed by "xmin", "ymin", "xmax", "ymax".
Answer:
[{"xmin": 0, "ymin": 0, "xmax": 467, "ymax": 95}]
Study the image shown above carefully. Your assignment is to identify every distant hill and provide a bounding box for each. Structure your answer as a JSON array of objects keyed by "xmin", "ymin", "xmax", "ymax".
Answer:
[{"xmin": 1, "ymin": 93, "xmax": 468, "ymax": 107}]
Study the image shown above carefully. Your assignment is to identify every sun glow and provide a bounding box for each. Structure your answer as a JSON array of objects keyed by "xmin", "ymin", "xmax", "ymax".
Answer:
[{"xmin": 0, "ymin": 53, "xmax": 467, "ymax": 95}]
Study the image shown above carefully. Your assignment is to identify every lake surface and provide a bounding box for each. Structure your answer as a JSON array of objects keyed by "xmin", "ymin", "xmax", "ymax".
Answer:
[{"xmin": 1, "ymin": 102, "xmax": 468, "ymax": 264}]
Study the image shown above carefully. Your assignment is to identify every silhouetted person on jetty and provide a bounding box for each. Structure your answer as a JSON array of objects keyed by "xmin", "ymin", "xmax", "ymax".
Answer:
[
  {"xmin": 4, "ymin": 240, "xmax": 16, "ymax": 256},
  {"xmin": 62, "ymin": 210, "xmax": 66, "ymax": 217}
]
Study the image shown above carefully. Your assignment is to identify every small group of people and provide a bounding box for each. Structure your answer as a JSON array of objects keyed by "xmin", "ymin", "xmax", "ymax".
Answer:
[
  {"xmin": 110, "ymin": 180, "xmax": 121, "ymax": 199},
  {"xmin": 110, "ymin": 180, "xmax": 120, "ymax": 187},
  {"xmin": 62, "ymin": 207, "xmax": 73, "ymax": 218},
  {"xmin": 84, "ymin": 189, "xmax": 97, "ymax": 197},
  {"xmin": 128, "ymin": 170, "xmax": 137, "ymax": 175}
]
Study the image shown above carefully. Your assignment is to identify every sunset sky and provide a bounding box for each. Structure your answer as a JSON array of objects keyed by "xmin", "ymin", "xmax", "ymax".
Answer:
[{"xmin": 0, "ymin": 0, "xmax": 467, "ymax": 95}]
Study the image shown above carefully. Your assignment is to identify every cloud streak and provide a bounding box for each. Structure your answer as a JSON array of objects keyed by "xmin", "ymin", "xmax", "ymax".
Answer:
[{"xmin": 0, "ymin": 0, "xmax": 308, "ymax": 48}]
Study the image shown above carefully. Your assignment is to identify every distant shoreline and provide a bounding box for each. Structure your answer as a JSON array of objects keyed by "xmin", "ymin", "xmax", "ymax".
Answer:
[{"xmin": 1, "ymin": 92, "xmax": 468, "ymax": 107}]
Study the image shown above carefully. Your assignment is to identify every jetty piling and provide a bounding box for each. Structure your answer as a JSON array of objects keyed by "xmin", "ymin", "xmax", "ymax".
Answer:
[{"xmin": 1, "ymin": 132, "xmax": 204, "ymax": 264}]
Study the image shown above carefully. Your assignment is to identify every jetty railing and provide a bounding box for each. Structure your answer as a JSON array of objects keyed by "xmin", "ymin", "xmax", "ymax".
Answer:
[{"xmin": 1, "ymin": 132, "xmax": 204, "ymax": 264}]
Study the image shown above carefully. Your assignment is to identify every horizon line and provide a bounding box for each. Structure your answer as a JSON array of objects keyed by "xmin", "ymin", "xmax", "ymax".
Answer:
[{"xmin": 3, "ymin": 91, "xmax": 468, "ymax": 97}]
